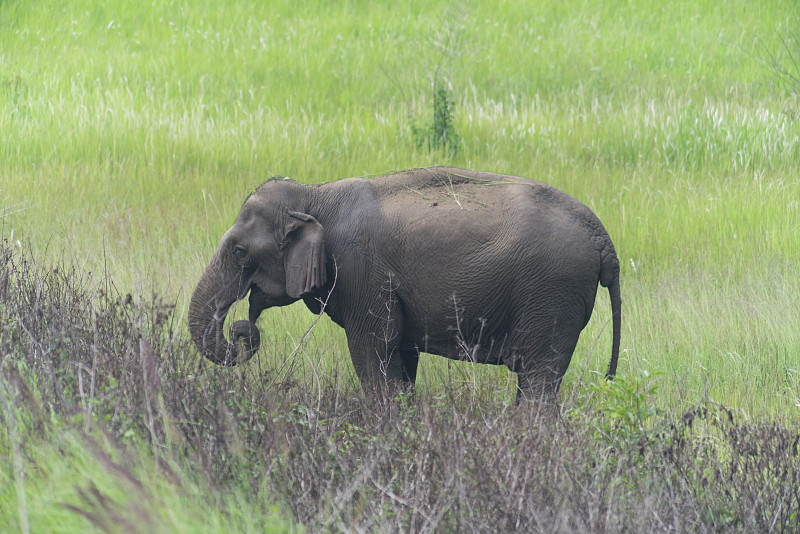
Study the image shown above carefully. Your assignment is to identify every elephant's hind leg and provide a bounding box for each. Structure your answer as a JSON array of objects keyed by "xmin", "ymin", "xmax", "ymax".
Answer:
[{"xmin": 513, "ymin": 309, "xmax": 584, "ymax": 404}]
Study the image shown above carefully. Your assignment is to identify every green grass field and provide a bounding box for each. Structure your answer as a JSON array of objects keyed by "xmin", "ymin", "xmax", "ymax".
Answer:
[{"xmin": 2, "ymin": 0, "xmax": 800, "ymax": 531}]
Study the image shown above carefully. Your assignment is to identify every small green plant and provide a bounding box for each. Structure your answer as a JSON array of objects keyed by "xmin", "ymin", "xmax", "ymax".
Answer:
[
  {"xmin": 589, "ymin": 370, "xmax": 661, "ymax": 444},
  {"xmin": 412, "ymin": 79, "xmax": 459, "ymax": 154},
  {"xmin": 433, "ymin": 81, "xmax": 458, "ymax": 150}
]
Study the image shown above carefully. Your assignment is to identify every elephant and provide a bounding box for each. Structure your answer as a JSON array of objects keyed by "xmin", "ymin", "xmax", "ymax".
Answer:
[{"xmin": 188, "ymin": 167, "xmax": 621, "ymax": 402}]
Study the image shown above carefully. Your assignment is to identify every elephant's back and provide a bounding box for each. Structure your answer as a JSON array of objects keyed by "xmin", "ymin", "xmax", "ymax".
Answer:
[
  {"xmin": 365, "ymin": 167, "xmax": 599, "ymax": 237},
  {"xmin": 366, "ymin": 166, "xmax": 545, "ymax": 198},
  {"xmin": 369, "ymin": 168, "xmax": 606, "ymax": 280},
  {"xmin": 365, "ymin": 166, "xmax": 588, "ymax": 216},
  {"xmin": 340, "ymin": 167, "xmax": 612, "ymax": 281}
]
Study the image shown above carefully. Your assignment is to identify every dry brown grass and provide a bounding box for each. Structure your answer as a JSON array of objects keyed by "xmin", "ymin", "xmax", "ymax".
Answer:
[{"xmin": 1, "ymin": 239, "xmax": 798, "ymax": 533}]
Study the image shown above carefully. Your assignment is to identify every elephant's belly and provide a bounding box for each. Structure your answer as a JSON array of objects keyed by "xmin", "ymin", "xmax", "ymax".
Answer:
[
  {"xmin": 398, "ymin": 286, "xmax": 514, "ymax": 365},
  {"xmin": 401, "ymin": 325, "xmax": 510, "ymax": 366}
]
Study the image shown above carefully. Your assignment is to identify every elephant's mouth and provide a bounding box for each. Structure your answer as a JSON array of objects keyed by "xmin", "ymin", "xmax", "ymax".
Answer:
[
  {"xmin": 196, "ymin": 312, "xmax": 258, "ymax": 366},
  {"xmin": 229, "ymin": 319, "xmax": 261, "ymax": 362},
  {"xmin": 214, "ymin": 285, "xmax": 261, "ymax": 364},
  {"xmin": 189, "ymin": 272, "xmax": 261, "ymax": 366}
]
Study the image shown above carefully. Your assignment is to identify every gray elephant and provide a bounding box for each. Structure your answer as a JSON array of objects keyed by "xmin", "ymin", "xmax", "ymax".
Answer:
[{"xmin": 188, "ymin": 167, "xmax": 621, "ymax": 402}]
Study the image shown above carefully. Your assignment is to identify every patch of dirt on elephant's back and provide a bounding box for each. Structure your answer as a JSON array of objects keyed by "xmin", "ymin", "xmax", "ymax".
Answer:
[
  {"xmin": 411, "ymin": 168, "xmax": 496, "ymax": 191},
  {"xmin": 376, "ymin": 167, "xmax": 528, "ymax": 213},
  {"xmin": 393, "ymin": 184, "xmax": 499, "ymax": 212}
]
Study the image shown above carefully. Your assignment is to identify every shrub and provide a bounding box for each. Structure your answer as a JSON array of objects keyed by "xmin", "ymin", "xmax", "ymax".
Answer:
[{"xmin": 411, "ymin": 79, "xmax": 460, "ymax": 154}]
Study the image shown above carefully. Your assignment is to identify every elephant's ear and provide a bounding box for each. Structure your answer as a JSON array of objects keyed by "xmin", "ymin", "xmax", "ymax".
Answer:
[{"xmin": 283, "ymin": 211, "xmax": 327, "ymax": 298}]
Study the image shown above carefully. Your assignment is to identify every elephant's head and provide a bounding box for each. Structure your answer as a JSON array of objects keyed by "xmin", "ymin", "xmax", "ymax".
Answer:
[{"xmin": 188, "ymin": 181, "xmax": 327, "ymax": 366}]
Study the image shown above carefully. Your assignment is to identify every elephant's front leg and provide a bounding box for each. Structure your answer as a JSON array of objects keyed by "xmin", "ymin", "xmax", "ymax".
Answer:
[
  {"xmin": 345, "ymin": 287, "xmax": 408, "ymax": 395},
  {"xmin": 346, "ymin": 334, "xmax": 407, "ymax": 395}
]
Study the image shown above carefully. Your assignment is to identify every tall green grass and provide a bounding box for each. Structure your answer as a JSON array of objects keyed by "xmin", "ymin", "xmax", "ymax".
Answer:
[
  {"xmin": 0, "ymin": 429, "xmax": 296, "ymax": 533},
  {"xmin": 1, "ymin": 0, "xmax": 799, "ymax": 417}
]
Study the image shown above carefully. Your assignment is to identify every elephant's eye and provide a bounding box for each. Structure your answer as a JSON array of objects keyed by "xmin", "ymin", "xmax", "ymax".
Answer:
[{"xmin": 232, "ymin": 245, "xmax": 248, "ymax": 263}]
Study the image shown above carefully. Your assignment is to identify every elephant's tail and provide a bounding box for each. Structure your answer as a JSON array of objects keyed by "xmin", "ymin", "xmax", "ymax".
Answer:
[
  {"xmin": 605, "ymin": 278, "xmax": 621, "ymax": 379},
  {"xmin": 599, "ymin": 242, "xmax": 621, "ymax": 380}
]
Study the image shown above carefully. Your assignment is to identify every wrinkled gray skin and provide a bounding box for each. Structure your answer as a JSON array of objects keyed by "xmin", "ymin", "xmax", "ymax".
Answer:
[{"xmin": 189, "ymin": 167, "xmax": 621, "ymax": 402}]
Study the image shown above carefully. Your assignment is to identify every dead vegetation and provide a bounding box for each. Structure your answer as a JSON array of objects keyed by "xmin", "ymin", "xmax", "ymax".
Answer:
[{"xmin": 1, "ymin": 239, "xmax": 798, "ymax": 533}]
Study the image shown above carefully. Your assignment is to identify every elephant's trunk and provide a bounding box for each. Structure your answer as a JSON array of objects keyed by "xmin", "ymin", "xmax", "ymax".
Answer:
[{"xmin": 188, "ymin": 260, "xmax": 260, "ymax": 366}]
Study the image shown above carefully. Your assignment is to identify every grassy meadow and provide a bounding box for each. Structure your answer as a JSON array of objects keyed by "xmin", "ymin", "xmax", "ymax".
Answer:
[{"xmin": 2, "ymin": 0, "xmax": 800, "ymax": 531}]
